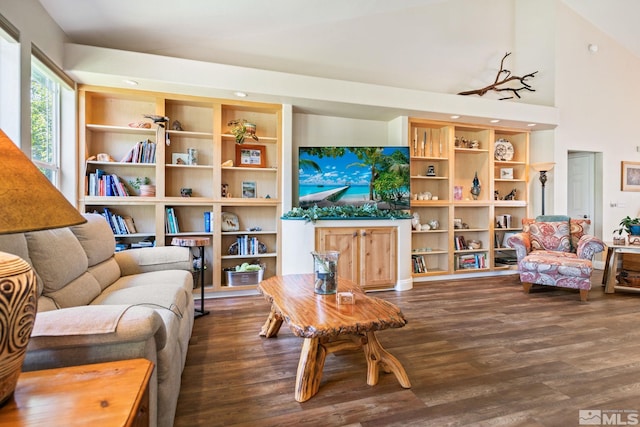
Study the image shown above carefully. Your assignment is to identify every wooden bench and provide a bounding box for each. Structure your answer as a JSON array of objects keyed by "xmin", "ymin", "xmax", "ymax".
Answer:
[{"xmin": 257, "ymin": 274, "xmax": 411, "ymax": 402}]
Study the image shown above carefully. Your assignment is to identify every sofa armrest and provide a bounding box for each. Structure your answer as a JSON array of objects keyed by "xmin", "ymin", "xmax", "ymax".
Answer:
[
  {"xmin": 24, "ymin": 305, "xmax": 166, "ymax": 371},
  {"xmin": 506, "ymin": 232, "xmax": 531, "ymax": 262},
  {"xmin": 114, "ymin": 246, "xmax": 191, "ymax": 276},
  {"xmin": 577, "ymin": 235, "xmax": 605, "ymax": 259}
]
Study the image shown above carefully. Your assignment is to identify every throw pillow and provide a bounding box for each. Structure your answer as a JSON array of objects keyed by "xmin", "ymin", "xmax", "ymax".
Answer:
[{"xmin": 528, "ymin": 221, "xmax": 571, "ymax": 252}]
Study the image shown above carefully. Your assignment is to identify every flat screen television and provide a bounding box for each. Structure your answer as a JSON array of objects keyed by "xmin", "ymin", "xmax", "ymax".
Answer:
[{"xmin": 297, "ymin": 146, "xmax": 410, "ymax": 210}]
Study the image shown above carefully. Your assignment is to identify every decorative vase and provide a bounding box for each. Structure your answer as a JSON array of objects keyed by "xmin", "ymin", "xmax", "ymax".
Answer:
[
  {"xmin": 471, "ymin": 172, "xmax": 481, "ymax": 200},
  {"xmin": 139, "ymin": 184, "xmax": 156, "ymax": 197},
  {"xmin": 311, "ymin": 251, "xmax": 339, "ymax": 295},
  {"xmin": 0, "ymin": 252, "xmax": 37, "ymax": 406}
]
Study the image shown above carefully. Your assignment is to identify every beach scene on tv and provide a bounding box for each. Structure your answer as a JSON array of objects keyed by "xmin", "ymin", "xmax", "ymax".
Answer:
[{"xmin": 298, "ymin": 146, "xmax": 410, "ymax": 210}]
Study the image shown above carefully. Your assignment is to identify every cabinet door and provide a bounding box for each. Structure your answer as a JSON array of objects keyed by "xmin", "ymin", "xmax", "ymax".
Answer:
[
  {"xmin": 315, "ymin": 227, "xmax": 359, "ymax": 284},
  {"xmin": 360, "ymin": 227, "xmax": 397, "ymax": 288}
]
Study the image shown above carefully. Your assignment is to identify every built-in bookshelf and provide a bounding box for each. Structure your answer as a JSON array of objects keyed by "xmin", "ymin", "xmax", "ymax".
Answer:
[
  {"xmin": 409, "ymin": 118, "xmax": 529, "ymax": 279},
  {"xmin": 78, "ymin": 86, "xmax": 282, "ymax": 292}
]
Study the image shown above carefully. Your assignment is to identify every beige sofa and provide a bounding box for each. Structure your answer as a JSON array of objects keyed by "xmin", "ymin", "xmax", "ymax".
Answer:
[{"xmin": 0, "ymin": 213, "xmax": 194, "ymax": 427}]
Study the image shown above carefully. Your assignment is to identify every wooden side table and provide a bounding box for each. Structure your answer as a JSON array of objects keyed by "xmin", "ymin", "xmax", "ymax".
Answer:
[
  {"xmin": 0, "ymin": 358, "xmax": 153, "ymax": 427},
  {"xmin": 603, "ymin": 241, "xmax": 640, "ymax": 294},
  {"xmin": 171, "ymin": 237, "xmax": 211, "ymax": 317}
]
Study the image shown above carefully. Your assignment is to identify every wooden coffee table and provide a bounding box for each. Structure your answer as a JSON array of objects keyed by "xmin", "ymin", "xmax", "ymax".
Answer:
[{"xmin": 258, "ymin": 274, "xmax": 411, "ymax": 402}]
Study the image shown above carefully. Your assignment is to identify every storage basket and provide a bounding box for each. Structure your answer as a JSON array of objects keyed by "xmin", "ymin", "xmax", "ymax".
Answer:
[{"xmin": 225, "ymin": 269, "xmax": 264, "ymax": 286}]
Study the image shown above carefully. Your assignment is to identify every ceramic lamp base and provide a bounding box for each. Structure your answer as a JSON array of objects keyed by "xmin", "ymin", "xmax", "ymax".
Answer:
[{"xmin": 0, "ymin": 252, "xmax": 37, "ymax": 407}]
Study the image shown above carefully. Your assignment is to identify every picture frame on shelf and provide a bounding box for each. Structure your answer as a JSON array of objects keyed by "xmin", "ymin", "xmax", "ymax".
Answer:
[
  {"xmin": 242, "ymin": 181, "xmax": 257, "ymax": 198},
  {"xmin": 500, "ymin": 167, "xmax": 514, "ymax": 179},
  {"xmin": 621, "ymin": 161, "xmax": 640, "ymax": 191},
  {"xmin": 502, "ymin": 231, "xmax": 518, "ymax": 248},
  {"xmin": 172, "ymin": 153, "xmax": 189, "ymax": 165},
  {"xmin": 236, "ymin": 144, "xmax": 266, "ymax": 168}
]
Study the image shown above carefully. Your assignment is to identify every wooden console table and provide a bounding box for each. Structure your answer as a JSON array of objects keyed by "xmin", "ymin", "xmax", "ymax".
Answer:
[
  {"xmin": 257, "ymin": 274, "xmax": 411, "ymax": 402},
  {"xmin": 0, "ymin": 358, "xmax": 153, "ymax": 426},
  {"xmin": 603, "ymin": 241, "xmax": 640, "ymax": 294}
]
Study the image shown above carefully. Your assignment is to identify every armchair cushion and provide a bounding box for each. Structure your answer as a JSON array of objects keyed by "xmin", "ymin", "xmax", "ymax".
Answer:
[{"xmin": 528, "ymin": 221, "xmax": 571, "ymax": 252}]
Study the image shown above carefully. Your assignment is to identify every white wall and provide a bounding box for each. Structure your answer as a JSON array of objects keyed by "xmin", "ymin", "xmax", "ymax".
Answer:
[{"xmin": 554, "ymin": 2, "xmax": 640, "ymax": 239}]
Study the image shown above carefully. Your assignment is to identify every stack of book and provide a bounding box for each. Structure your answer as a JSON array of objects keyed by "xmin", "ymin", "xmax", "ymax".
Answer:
[
  {"xmin": 120, "ymin": 140, "xmax": 156, "ymax": 163},
  {"xmin": 412, "ymin": 254, "xmax": 427, "ymax": 273},
  {"xmin": 236, "ymin": 235, "xmax": 261, "ymax": 255},
  {"xmin": 165, "ymin": 207, "xmax": 180, "ymax": 233},
  {"xmin": 99, "ymin": 208, "xmax": 137, "ymax": 235},
  {"xmin": 88, "ymin": 170, "xmax": 130, "ymax": 196},
  {"xmin": 456, "ymin": 253, "xmax": 487, "ymax": 270}
]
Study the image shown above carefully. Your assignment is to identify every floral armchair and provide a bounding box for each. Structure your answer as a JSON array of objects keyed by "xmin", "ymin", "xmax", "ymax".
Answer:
[{"xmin": 506, "ymin": 216, "xmax": 605, "ymax": 301}]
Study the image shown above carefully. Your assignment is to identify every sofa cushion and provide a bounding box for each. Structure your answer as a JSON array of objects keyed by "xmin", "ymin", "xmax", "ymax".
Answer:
[
  {"xmin": 89, "ymin": 258, "xmax": 122, "ymax": 291},
  {"xmin": 528, "ymin": 221, "xmax": 571, "ymax": 252},
  {"xmin": 25, "ymin": 228, "xmax": 90, "ymax": 297},
  {"xmin": 44, "ymin": 271, "xmax": 102, "ymax": 309},
  {"xmin": 70, "ymin": 213, "xmax": 117, "ymax": 267}
]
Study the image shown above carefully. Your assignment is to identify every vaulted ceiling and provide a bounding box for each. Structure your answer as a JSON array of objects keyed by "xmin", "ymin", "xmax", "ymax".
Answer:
[{"xmin": 38, "ymin": 0, "xmax": 640, "ymax": 95}]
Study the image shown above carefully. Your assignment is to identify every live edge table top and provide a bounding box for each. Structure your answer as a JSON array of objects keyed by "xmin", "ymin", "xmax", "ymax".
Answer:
[
  {"xmin": 257, "ymin": 274, "xmax": 411, "ymax": 402},
  {"xmin": 257, "ymin": 274, "xmax": 408, "ymax": 338}
]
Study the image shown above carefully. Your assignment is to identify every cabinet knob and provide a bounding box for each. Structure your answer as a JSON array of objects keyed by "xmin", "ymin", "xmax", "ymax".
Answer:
[
  {"xmin": 353, "ymin": 231, "xmax": 358, "ymax": 237},
  {"xmin": 361, "ymin": 231, "xmax": 367, "ymax": 236}
]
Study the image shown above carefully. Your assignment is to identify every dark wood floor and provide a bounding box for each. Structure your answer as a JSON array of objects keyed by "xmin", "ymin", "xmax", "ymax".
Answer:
[{"xmin": 174, "ymin": 271, "xmax": 640, "ymax": 426}]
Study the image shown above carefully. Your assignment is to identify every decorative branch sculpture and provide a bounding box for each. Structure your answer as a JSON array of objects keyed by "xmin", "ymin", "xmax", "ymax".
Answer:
[{"xmin": 457, "ymin": 52, "xmax": 538, "ymax": 100}]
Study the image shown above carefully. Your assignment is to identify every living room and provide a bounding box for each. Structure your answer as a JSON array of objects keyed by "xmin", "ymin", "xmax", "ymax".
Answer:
[{"xmin": 2, "ymin": 1, "xmax": 640, "ymax": 426}]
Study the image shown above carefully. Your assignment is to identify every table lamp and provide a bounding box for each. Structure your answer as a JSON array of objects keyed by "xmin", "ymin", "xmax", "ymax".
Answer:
[
  {"xmin": 0, "ymin": 129, "xmax": 86, "ymax": 406},
  {"xmin": 531, "ymin": 162, "xmax": 555, "ymax": 215}
]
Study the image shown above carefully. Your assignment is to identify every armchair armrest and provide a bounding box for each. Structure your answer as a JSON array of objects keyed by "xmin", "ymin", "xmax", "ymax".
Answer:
[
  {"xmin": 24, "ymin": 305, "xmax": 166, "ymax": 371},
  {"xmin": 577, "ymin": 235, "xmax": 605, "ymax": 259},
  {"xmin": 115, "ymin": 246, "xmax": 191, "ymax": 276},
  {"xmin": 506, "ymin": 232, "xmax": 531, "ymax": 262}
]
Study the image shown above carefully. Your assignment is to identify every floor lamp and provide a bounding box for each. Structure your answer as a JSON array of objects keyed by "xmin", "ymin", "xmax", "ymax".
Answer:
[
  {"xmin": 0, "ymin": 129, "xmax": 86, "ymax": 406},
  {"xmin": 531, "ymin": 162, "xmax": 555, "ymax": 215}
]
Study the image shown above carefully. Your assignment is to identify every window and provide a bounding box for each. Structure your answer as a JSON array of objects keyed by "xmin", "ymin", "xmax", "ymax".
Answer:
[{"xmin": 31, "ymin": 58, "xmax": 61, "ymax": 185}]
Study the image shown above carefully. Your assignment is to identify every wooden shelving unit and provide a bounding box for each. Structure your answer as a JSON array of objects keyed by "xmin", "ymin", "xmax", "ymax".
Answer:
[
  {"xmin": 408, "ymin": 118, "xmax": 529, "ymax": 278},
  {"xmin": 78, "ymin": 85, "xmax": 282, "ymax": 293}
]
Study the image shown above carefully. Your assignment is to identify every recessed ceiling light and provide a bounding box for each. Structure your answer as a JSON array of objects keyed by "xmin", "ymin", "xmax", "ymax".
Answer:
[
  {"xmin": 123, "ymin": 79, "xmax": 139, "ymax": 86},
  {"xmin": 527, "ymin": 123, "xmax": 537, "ymax": 127},
  {"xmin": 450, "ymin": 115, "xmax": 460, "ymax": 119},
  {"xmin": 234, "ymin": 91, "xmax": 248, "ymax": 98},
  {"xmin": 490, "ymin": 119, "xmax": 500, "ymax": 123}
]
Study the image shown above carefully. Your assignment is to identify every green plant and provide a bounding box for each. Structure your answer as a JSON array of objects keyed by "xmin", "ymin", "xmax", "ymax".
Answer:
[
  {"xmin": 614, "ymin": 215, "xmax": 640, "ymax": 235},
  {"xmin": 227, "ymin": 119, "xmax": 259, "ymax": 144},
  {"xmin": 128, "ymin": 176, "xmax": 151, "ymax": 190},
  {"xmin": 282, "ymin": 203, "xmax": 412, "ymax": 223}
]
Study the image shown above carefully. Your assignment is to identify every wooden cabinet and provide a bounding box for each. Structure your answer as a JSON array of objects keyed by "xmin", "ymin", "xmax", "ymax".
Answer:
[
  {"xmin": 78, "ymin": 86, "xmax": 282, "ymax": 293},
  {"xmin": 408, "ymin": 118, "xmax": 529, "ymax": 279},
  {"xmin": 315, "ymin": 226, "xmax": 397, "ymax": 289}
]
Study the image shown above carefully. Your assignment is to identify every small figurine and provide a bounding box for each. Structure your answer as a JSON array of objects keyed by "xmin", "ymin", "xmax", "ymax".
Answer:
[
  {"xmin": 504, "ymin": 188, "xmax": 517, "ymax": 200},
  {"xmin": 470, "ymin": 172, "xmax": 481, "ymax": 200},
  {"xmin": 172, "ymin": 120, "xmax": 183, "ymax": 131}
]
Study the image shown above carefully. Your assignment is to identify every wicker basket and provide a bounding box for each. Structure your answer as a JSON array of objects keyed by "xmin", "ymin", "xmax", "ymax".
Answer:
[{"xmin": 618, "ymin": 270, "xmax": 640, "ymax": 288}]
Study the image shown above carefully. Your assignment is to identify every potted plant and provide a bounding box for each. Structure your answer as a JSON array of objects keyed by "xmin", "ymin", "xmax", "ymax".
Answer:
[
  {"xmin": 614, "ymin": 215, "xmax": 640, "ymax": 244},
  {"xmin": 227, "ymin": 119, "xmax": 259, "ymax": 144},
  {"xmin": 129, "ymin": 177, "xmax": 155, "ymax": 197}
]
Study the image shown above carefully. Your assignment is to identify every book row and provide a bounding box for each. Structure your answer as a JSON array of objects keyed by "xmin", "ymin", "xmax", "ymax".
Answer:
[
  {"xmin": 88, "ymin": 170, "xmax": 131, "ymax": 197},
  {"xmin": 120, "ymin": 140, "xmax": 157, "ymax": 163}
]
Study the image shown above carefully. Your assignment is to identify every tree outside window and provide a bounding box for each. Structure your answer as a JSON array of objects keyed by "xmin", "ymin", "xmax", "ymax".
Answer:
[{"xmin": 31, "ymin": 60, "xmax": 60, "ymax": 185}]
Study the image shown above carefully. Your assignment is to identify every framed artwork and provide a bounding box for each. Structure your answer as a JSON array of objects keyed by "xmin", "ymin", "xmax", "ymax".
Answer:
[
  {"xmin": 500, "ymin": 167, "xmax": 514, "ymax": 179},
  {"xmin": 621, "ymin": 161, "xmax": 640, "ymax": 191},
  {"xmin": 236, "ymin": 144, "xmax": 266, "ymax": 168},
  {"xmin": 502, "ymin": 231, "xmax": 518, "ymax": 248},
  {"xmin": 242, "ymin": 181, "xmax": 257, "ymax": 198},
  {"xmin": 172, "ymin": 153, "xmax": 189, "ymax": 165}
]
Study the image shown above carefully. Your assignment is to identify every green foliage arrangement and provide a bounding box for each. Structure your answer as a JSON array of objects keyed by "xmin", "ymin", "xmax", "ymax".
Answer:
[
  {"xmin": 614, "ymin": 216, "xmax": 640, "ymax": 235},
  {"xmin": 282, "ymin": 203, "xmax": 412, "ymax": 223}
]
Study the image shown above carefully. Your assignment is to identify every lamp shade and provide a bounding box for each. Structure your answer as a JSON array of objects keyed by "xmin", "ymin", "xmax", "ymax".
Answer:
[
  {"xmin": 0, "ymin": 129, "xmax": 86, "ymax": 234},
  {"xmin": 530, "ymin": 162, "xmax": 555, "ymax": 173}
]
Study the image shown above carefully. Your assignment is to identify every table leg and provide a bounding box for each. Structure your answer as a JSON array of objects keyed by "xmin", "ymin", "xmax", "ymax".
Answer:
[
  {"xmin": 605, "ymin": 249, "xmax": 620, "ymax": 294},
  {"xmin": 294, "ymin": 338, "xmax": 326, "ymax": 403},
  {"xmin": 195, "ymin": 245, "xmax": 210, "ymax": 318},
  {"xmin": 362, "ymin": 332, "xmax": 411, "ymax": 389},
  {"xmin": 602, "ymin": 247, "xmax": 612, "ymax": 285},
  {"xmin": 259, "ymin": 307, "xmax": 283, "ymax": 338}
]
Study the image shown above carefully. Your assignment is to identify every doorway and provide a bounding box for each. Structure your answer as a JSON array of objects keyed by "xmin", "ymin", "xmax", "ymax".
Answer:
[{"xmin": 567, "ymin": 150, "xmax": 603, "ymax": 241}]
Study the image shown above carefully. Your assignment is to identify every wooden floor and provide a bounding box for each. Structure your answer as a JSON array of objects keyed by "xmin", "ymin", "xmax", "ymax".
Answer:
[{"xmin": 174, "ymin": 271, "xmax": 640, "ymax": 426}]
